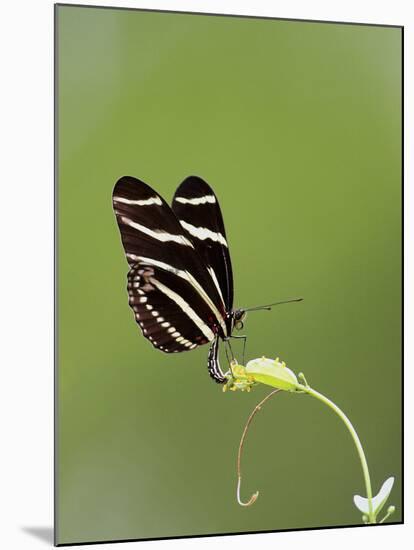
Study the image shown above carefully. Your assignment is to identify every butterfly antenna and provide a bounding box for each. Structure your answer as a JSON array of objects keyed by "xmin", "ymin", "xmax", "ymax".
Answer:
[{"xmin": 243, "ymin": 297, "xmax": 303, "ymax": 312}]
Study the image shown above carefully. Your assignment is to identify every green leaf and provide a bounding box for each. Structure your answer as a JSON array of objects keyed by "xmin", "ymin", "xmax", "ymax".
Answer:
[{"xmin": 353, "ymin": 476, "xmax": 394, "ymax": 516}]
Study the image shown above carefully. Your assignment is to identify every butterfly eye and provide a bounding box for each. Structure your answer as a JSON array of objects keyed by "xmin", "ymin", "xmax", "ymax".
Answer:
[{"xmin": 235, "ymin": 320, "xmax": 244, "ymax": 330}]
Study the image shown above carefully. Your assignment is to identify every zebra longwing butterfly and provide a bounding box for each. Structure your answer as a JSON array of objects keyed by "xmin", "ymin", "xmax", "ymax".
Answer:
[
  {"xmin": 113, "ymin": 175, "xmax": 300, "ymax": 383},
  {"xmin": 112, "ymin": 174, "xmax": 244, "ymax": 383}
]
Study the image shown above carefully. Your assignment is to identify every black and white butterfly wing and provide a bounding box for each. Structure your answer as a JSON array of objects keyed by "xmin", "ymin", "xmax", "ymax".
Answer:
[
  {"xmin": 172, "ymin": 176, "xmax": 234, "ymax": 313},
  {"xmin": 112, "ymin": 176, "xmax": 229, "ymax": 357},
  {"xmin": 127, "ymin": 263, "xmax": 213, "ymax": 353}
]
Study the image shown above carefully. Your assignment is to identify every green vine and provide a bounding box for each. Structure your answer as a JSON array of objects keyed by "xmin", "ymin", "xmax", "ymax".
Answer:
[{"xmin": 225, "ymin": 357, "xmax": 396, "ymax": 524}]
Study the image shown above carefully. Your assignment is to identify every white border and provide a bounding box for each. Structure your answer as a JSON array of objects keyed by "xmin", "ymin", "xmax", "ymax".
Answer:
[{"xmin": 0, "ymin": 1, "xmax": 411, "ymax": 549}]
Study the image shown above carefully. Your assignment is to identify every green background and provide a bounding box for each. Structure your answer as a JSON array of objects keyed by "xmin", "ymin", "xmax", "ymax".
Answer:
[{"xmin": 56, "ymin": 5, "xmax": 402, "ymax": 545}]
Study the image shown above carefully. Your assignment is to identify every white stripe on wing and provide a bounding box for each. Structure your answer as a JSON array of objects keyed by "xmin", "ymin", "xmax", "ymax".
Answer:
[
  {"xmin": 120, "ymin": 216, "xmax": 194, "ymax": 247},
  {"xmin": 149, "ymin": 277, "xmax": 215, "ymax": 342},
  {"xmin": 208, "ymin": 267, "xmax": 225, "ymax": 306},
  {"xmin": 114, "ymin": 195, "xmax": 162, "ymax": 206},
  {"xmin": 179, "ymin": 220, "xmax": 228, "ymax": 247},
  {"xmin": 175, "ymin": 195, "xmax": 216, "ymax": 205}
]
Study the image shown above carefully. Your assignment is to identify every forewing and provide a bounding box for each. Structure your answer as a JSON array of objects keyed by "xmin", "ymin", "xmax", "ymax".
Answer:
[
  {"xmin": 113, "ymin": 176, "xmax": 194, "ymax": 269},
  {"xmin": 172, "ymin": 176, "xmax": 234, "ymax": 312}
]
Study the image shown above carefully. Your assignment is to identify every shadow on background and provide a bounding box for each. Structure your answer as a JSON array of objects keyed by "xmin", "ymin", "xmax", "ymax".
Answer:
[{"xmin": 22, "ymin": 526, "xmax": 54, "ymax": 545}]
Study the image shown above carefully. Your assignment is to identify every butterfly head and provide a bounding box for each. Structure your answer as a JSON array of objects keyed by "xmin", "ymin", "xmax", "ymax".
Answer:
[{"xmin": 233, "ymin": 309, "xmax": 247, "ymax": 331}]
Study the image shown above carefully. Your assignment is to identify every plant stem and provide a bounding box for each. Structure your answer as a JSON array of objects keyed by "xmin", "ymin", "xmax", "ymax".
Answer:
[
  {"xmin": 297, "ymin": 383, "xmax": 375, "ymax": 523},
  {"xmin": 379, "ymin": 506, "xmax": 395, "ymax": 523}
]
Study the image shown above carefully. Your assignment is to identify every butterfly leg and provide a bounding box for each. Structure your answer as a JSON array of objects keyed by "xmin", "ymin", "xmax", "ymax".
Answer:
[
  {"xmin": 230, "ymin": 334, "xmax": 247, "ymax": 365},
  {"xmin": 224, "ymin": 340, "xmax": 232, "ymax": 364},
  {"xmin": 225, "ymin": 338, "xmax": 235, "ymax": 362}
]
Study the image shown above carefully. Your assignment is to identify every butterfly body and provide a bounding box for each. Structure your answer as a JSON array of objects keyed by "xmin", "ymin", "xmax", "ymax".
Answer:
[{"xmin": 113, "ymin": 175, "xmax": 240, "ymax": 383}]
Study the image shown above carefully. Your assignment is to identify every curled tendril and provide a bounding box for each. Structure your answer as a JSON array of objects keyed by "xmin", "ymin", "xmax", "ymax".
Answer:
[
  {"xmin": 237, "ymin": 477, "xmax": 259, "ymax": 506},
  {"xmin": 236, "ymin": 388, "xmax": 281, "ymax": 506}
]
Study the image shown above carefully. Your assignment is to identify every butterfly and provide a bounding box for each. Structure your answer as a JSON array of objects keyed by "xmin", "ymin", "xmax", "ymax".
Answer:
[{"xmin": 112, "ymin": 175, "xmax": 300, "ymax": 383}]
